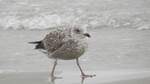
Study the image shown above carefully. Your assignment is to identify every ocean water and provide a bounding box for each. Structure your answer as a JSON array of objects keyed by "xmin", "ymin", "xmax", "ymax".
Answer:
[{"xmin": 0, "ymin": 0, "xmax": 150, "ymax": 30}]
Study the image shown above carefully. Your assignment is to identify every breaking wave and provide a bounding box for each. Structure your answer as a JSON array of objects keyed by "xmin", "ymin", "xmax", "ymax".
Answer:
[{"xmin": 0, "ymin": 0, "xmax": 150, "ymax": 30}]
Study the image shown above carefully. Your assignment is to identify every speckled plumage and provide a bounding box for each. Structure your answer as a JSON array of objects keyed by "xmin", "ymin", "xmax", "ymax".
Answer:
[
  {"xmin": 29, "ymin": 25, "xmax": 95, "ymax": 78},
  {"xmin": 42, "ymin": 25, "xmax": 88, "ymax": 60}
]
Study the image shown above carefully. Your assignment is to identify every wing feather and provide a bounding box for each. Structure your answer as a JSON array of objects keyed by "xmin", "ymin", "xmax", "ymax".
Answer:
[
  {"xmin": 50, "ymin": 39, "xmax": 85, "ymax": 60},
  {"xmin": 42, "ymin": 29, "xmax": 66, "ymax": 53}
]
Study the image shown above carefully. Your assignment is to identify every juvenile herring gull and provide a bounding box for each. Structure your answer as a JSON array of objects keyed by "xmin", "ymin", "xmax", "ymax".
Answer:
[{"xmin": 29, "ymin": 25, "xmax": 95, "ymax": 79}]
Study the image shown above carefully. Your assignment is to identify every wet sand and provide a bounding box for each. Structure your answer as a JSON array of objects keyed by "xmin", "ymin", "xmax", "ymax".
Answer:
[
  {"xmin": 0, "ymin": 28, "xmax": 150, "ymax": 84},
  {"xmin": 0, "ymin": 70, "xmax": 150, "ymax": 84},
  {"xmin": 0, "ymin": 28, "xmax": 150, "ymax": 72},
  {"xmin": 103, "ymin": 77, "xmax": 150, "ymax": 84}
]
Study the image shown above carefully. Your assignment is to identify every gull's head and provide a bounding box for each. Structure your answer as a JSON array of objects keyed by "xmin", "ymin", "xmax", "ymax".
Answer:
[{"xmin": 71, "ymin": 26, "xmax": 91, "ymax": 39}]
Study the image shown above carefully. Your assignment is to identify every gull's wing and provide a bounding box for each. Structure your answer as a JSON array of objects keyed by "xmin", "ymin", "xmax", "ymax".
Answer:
[
  {"xmin": 42, "ymin": 29, "xmax": 67, "ymax": 53},
  {"xmin": 50, "ymin": 39, "xmax": 85, "ymax": 60}
]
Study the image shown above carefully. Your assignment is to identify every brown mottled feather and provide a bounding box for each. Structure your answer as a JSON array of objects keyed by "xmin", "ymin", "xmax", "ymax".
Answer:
[
  {"xmin": 51, "ymin": 39, "xmax": 86, "ymax": 60},
  {"xmin": 42, "ymin": 29, "xmax": 69, "ymax": 53}
]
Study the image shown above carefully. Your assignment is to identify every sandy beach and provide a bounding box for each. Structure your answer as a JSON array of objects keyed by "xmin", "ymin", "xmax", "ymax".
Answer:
[
  {"xmin": 0, "ymin": 70, "xmax": 150, "ymax": 84},
  {"xmin": 0, "ymin": 28, "xmax": 150, "ymax": 84}
]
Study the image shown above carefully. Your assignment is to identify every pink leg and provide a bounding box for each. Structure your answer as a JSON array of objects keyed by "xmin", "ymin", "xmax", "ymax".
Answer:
[
  {"xmin": 51, "ymin": 59, "xmax": 57, "ymax": 77},
  {"xmin": 76, "ymin": 58, "xmax": 96, "ymax": 78},
  {"xmin": 50, "ymin": 59, "xmax": 62, "ymax": 82}
]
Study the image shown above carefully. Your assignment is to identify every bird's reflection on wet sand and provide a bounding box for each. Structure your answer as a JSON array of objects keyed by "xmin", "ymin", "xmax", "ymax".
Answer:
[{"xmin": 49, "ymin": 75, "xmax": 96, "ymax": 84}]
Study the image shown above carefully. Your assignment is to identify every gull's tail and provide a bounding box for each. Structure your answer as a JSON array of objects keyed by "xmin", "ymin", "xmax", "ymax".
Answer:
[{"xmin": 28, "ymin": 41, "xmax": 45, "ymax": 49}]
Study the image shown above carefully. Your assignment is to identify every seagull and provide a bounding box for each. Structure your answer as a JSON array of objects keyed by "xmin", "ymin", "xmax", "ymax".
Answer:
[{"xmin": 29, "ymin": 25, "xmax": 96, "ymax": 79}]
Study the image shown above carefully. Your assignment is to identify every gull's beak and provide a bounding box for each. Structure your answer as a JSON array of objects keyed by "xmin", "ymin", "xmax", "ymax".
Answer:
[{"xmin": 83, "ymin": 33, "xmax": 91, "ymax": 38}]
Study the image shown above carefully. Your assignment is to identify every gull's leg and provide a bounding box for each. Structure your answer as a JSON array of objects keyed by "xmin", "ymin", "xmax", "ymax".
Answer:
[
  {"xmin": 49, "ymin": 59, "xmax": 62, "ymax": 84},
  {"xmin": 49, "ymin": 59, "xmax": 62, "ymax": 82},
  {"xmin": 76, "ymin": 58, "xmax": 96, "ymax": 78},
  {"xmin": 51, "ymin": 59, "xmax": 58, "ymax": 78}
]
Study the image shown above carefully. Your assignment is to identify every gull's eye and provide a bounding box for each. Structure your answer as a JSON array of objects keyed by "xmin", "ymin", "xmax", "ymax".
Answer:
[{"xmin": 74, "ymin": 29, "xmax": 81, "ymax": 33}]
